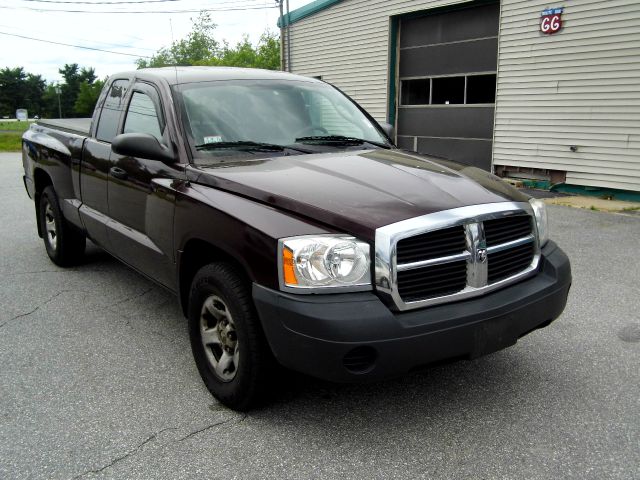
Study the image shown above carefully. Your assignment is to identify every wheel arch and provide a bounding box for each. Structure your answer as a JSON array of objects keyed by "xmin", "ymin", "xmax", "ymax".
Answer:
[{"xmin": 178, "ymin": 238, "xmax": 254, "ymax": 318}]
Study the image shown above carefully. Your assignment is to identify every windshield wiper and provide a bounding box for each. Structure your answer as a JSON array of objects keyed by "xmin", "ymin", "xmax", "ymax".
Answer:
[
  {"xmin": 195, "ymin": 141, "xmax": 286, "ymax": 151},
  {"xmin": 195, "ymin": 140, "xmax": 313, "ymax": 154},
  {"xmin": 294, "ymin": 135, "xmax": 390, "ymax": 149}
]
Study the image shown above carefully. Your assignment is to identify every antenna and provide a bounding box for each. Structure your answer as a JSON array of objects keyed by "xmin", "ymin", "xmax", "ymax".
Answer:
[{"xmin": 169, "ymin": 18, "xmax": 178, "ymax": 83}]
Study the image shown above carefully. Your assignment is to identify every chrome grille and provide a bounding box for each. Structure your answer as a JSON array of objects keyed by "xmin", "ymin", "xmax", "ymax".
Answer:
[{"xmin": 375, "ymin": 202, "xmax": 541, "ymax": 311}]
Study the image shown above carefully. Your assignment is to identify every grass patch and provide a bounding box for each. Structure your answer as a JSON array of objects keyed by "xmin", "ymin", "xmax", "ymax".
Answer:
[
  {"xmin": 0, "ymin": 121, "xmax": 32, "ymax": 132},
  {"xmin": 0, "ymin": 121, "xmax": 30, "ymax": 151},
  {"xmin": 0, "ymin": 132, "xmax": 23, "ymax": 152}
]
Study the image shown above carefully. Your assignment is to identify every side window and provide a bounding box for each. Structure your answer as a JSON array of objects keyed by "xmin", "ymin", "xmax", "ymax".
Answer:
[
  {"xmin": 96, "ymin": 79, "xmax": 128, "ymax": 143},
  {"xmin": 123, "ymin": 92, "xmax": 163, "ymax": 143}
]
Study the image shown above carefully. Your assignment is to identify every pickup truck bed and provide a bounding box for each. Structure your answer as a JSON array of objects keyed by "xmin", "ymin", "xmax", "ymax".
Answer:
[{"xmin": 36, "ymin": 118, "xmax": 91, "ymax": 136}]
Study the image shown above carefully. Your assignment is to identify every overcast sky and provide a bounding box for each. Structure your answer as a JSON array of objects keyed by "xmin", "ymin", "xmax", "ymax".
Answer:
[{"xmin": 1, "ymin": 0, "xmax": 310, "ymax": 83}]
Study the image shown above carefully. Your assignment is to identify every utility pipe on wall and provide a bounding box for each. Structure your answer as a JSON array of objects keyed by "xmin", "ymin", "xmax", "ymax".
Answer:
[
  {"xmin": 286, "ymin": 0, "xmax": 291, "ymax": 72},
  {"xmin": 278, "ymin": 0, "xmax": 285, "ymax": 71}
]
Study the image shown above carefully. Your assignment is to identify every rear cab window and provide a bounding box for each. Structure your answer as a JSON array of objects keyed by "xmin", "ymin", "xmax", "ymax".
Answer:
[{"xmin": 96, "ymin": 79, "xmax": 129, "ymax": 143}]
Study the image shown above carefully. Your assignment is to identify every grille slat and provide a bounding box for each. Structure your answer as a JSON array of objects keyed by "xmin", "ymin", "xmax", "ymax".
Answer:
[
  {"xmin": 396, "ymin": 226, "xmax": 466, "ymax": 264},
  {"xmin": 399, "ymin": 261, "xmax": 468, "ymax": 278},
  {"xmin": 399, "ymin": 275, "xmax": 468, "ymax": 288},
  {"xmin": 484, "ymin": 215, "xmax": 533, "ymax": 246},
  {"xmin": 397, "ymin": 260, "xmax": 467, "ymax": 301},
  {"xmin": 488, "ymin": 243, "xmax": 534, "ymax": 284},
  {"xmin": 489, "ymin": 251, "xmax": 533, "ymax": 268}
]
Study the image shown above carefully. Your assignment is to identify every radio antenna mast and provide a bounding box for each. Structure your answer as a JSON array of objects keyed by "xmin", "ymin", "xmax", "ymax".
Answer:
[{"xmin": 169, "ymin": 18, "xmax": 178, "ymax": 83}]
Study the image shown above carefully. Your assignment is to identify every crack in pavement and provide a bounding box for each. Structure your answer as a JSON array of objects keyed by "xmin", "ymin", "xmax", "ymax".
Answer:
[
  {"xmin": 71, "ymin": 427, "xmax": 177, "ymax": 480},
  {"xmin": 72, "ymin": 416, "xmax": 246, "ymax": 478},
  {"xmin": 103, "ymin": 288, "xmax": 179, "ymax": 342},
  {"xmin": 107, "ymin": 287, "xmax": 155, "ymax": 309},
  {"xmin": 176, "ymin": 414, "xmax": 247, "ymax": 443},
  {"xmin": 0, "ymin": 289, "xmax": 81, "ymax": 329}
]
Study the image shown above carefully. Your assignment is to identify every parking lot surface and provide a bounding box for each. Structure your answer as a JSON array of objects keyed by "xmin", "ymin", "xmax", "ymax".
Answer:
[{"xmin": 1, "ymin": 152, "xmax": 638, "ymax": 479}]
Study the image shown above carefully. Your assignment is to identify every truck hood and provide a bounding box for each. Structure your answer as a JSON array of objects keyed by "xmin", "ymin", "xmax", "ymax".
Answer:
[{"xmin": 188, "ymin": 149, "xmax": 529, "ymax": 241}]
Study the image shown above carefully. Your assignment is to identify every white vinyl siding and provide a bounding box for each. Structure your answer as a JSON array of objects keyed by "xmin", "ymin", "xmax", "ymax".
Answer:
[
  {"xmin": 493, "ymin": 0, "xmax": 640, "ymax": 191},
  {"xmin": 284, "ymin": 0, "xmax": 475, "ymax": 122}
]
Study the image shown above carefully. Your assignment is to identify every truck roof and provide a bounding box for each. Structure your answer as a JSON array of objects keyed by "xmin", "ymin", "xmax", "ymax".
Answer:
[{"xmin": 118, "ymin": 66, "xmax": 321, "ymax": 86}]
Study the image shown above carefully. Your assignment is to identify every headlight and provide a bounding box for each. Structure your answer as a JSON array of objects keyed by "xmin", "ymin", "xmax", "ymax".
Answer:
[
  {"xmin": 279, "ymin": 235, "xmax": 371, "ymax": 292},
  {"xmin": 529, "ymin": 198, "xmax": 549, "ymax": 246}
]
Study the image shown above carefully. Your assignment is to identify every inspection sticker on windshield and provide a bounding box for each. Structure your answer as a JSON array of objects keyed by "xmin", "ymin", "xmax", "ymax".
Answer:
[{"xmin": 203, "ymin": 135, "xmax": 223, "ymax": 144}]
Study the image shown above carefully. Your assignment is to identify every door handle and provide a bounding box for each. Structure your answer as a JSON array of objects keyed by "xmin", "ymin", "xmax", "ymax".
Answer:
[{"xmin": 110, "ymin": 166, "xmax": 128, "ymax": 180}]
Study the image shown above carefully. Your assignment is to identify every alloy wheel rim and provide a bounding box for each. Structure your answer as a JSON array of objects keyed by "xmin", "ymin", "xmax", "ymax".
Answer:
[
  {"xmin": 44, "ymin": 201, "xmax": 58, "ymax": 251},
  {"xmin": 199, "ymin": 294, "xmax": 239, "ymax": 382}
]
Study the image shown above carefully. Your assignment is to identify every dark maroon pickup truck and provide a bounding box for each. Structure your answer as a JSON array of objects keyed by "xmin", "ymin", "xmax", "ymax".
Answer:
[{"xmin": 22, "ymin": 67, "xmax": 571, "ymax": 410}]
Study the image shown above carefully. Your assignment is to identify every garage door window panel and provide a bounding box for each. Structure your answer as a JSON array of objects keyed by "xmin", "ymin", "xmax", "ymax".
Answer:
[
  {"xmin": 431, "ymin": 76, "xmax": 465, "ymax": 105},
  {"xmin": 466, "ymin": 74, "xmax": 497, "ymax": 104},
  {"xmin": 401, "ymin": 78, "xmax": 430, "ymax": 106}
]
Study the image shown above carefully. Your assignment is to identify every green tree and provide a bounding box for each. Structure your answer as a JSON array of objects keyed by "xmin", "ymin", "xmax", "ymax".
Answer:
[
  {"xmin": 74, "ymin": 79, "xmax": 105, "ymax": 116},
  {"xmin": 58, "ymin": 64, "xmax": 97, "ymax": 117},
  {"xmin": 24, "ymin": 74, "xmax": 46, "ymax": 116},
  {"xmin": 42, "ymin": 84, "xmax": 60, "ymax": 118},
  {"xmin": 58, "ymin": 63, "xmax": 80, "ymax": 117},
  {"xmin": 136, "ymin": 12, "xmax": 219, "ymax": 68},
  {"xmin": 0, "ymin": 68, "xmax": 47, "ymax": 117},
  {"xmin": 254, "ymin": 32, "xmax": 280, "ymax": 70},
  {"xmin": 0, "ymin": 67, "xmax": 27, "ymax": 117},
  {"xmin": 136, "ymin": 12, "xmax": 280, "ymax": 70}
]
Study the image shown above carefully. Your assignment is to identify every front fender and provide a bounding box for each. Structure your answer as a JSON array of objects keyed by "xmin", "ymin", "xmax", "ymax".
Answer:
[{"xmin": 174, "ymin": 182, "xmax": 333, "ymax": 290}]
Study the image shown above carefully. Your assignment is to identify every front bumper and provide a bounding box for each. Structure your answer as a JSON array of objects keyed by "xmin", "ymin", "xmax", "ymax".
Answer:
[{"xmin": 254, "ymin": 241, "xmax": 571, "ymax": 382}]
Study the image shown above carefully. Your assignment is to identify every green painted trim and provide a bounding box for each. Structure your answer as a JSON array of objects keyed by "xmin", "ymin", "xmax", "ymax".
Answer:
[
  {"xmin": 277, "ymin": 0, "xmax": 342, "ymax": 27},
  {"xmin": 387, "ymin": 17, "xmax": 399, "ymax": 125},
  {"xmin": 550, "ymin": 183, "xmax": 640, "ymax": 202}
]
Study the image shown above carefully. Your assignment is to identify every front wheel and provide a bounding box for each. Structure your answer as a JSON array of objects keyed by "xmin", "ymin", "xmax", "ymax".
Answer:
[
  {"xmin": 38, "ymin": 186, "xmax": 85, "ymax": 267},
  {"xmin": 188, "ymin": 263, "xmax": 274, "ymax": 411}
]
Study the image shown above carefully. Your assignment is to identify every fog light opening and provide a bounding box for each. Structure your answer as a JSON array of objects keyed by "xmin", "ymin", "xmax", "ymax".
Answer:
[{"xmin": 342, "ymin": 346, "xmax": 377, "ymax": 374}]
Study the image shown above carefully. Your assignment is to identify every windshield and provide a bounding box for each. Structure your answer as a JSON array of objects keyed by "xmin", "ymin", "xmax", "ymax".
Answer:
[{"xmin": 175, "ymin": 79, "xmax": 389, "ymax": 156}]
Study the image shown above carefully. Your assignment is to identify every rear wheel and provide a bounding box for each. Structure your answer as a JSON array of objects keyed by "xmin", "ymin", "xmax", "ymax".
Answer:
[
  {"xmin": 38, "ymin": 186, "xmax": 85, "ymax": 267},
  {"xmin": 188, "ymin": 263, "xmax": 274, "ymax": 411}
]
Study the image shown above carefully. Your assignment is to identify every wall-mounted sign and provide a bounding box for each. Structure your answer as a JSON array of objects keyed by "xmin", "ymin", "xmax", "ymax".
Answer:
[{"xmin": 540, "ymin": 7, "xmax": 563, "ymax": 35}]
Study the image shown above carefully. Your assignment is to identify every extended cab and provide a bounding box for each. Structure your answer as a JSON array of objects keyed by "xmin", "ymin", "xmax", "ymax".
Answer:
[{"xmin": 22, "ymin": 67, "xmax": 571, "ymax": 410}]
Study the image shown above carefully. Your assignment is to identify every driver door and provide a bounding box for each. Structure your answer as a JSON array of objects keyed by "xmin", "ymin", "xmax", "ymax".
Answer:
[{"xmin": 106, "ymin": 82, "xmax": 182, "ymax": 288}]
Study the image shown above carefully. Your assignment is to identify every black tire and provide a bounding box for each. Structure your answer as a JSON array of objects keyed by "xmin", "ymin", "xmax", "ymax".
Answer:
[
  {"xmin": 188, "ymin": 263, "xmax": 274, "ymax": 411},
  {"xmin": 38, "ymin": 186, "xmax": 86, "ymax": 267}
]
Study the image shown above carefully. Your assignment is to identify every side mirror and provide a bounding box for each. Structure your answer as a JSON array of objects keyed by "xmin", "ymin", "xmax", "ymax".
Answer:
[
  {"xmin": 379, "ymin": 121, "xmax": 395, "ymax": 140},
  {"xmin": 112, "ymin": 133, "xmax": 176, "ymax": 163}
]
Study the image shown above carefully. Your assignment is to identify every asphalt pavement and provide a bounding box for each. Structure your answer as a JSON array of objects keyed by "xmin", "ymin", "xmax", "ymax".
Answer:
[{"xmin": 1, "ymin": 152, "xmax": 638, "ymax": 479}]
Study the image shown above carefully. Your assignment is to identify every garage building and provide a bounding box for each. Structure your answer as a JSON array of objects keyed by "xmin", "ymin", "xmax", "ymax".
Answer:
[{"xmin": 279, "ymin": 0, "xmax": 640, "ymax": 194}]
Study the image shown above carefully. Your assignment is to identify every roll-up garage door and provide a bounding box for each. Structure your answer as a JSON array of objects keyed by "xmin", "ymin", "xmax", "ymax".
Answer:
[{"xmin": 396, "ymin": 2, "xmax": 499, "ymax": 170}]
